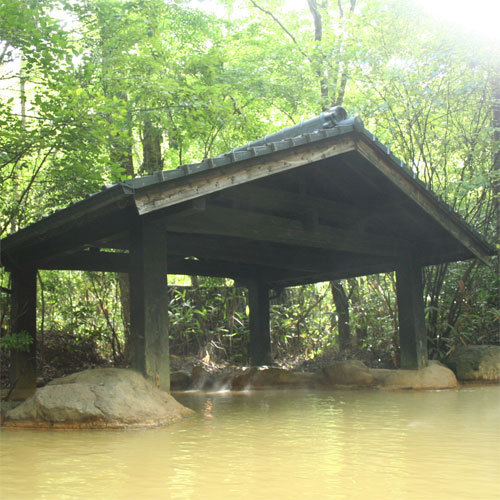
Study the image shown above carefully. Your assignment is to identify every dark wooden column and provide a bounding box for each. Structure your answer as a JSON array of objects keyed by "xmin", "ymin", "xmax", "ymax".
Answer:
[
  {"xmin": 129, "ymin": 218, "xmax": 170, "ymax": 391},
  {"xmin": 248, "ymin": 280, "xmax": 272, "ymax": 366},
  {"xmin": 396, "ymin": 257, "xmax": 428, "ymax": 370},
  {"xmin": 10, "ymin": 264, "xmax": 37, "ymax": 391}
]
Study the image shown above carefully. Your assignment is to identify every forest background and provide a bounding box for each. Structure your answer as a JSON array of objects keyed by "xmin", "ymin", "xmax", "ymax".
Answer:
[{"xmin": 0, "ymin": 0, "xmax": 498, "ymax": 379}]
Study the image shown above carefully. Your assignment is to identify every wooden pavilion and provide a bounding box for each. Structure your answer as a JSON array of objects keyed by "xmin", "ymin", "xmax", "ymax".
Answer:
[{"xmin": 1, "ymin": 107, "xmax": 495, "ymax": 392}]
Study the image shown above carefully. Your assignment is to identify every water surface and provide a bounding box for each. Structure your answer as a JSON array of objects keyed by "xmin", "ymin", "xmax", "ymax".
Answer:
[{"xmin": 1, "ymin": 386, "xmax": 499, "ymax": 500}]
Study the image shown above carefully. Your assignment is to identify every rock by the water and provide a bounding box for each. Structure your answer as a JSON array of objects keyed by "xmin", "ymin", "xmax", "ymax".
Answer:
[
  {"xmin": 168, "ymin": 360, "xmax": 458, "ymax": 392},
  {"xmin": 3, "ymin": 368, "xmax": 193, "ymax": 429},
  {"xmin": 231, "ymin": 367, "xmax": 319, "ymax": 390},
  {"xmin": 190, "ymin": 366, "xmax": 212, "ymax": 390},
  {"xmin": 170, "ymin": 370, "xmax": 192, "ymax": 391},
  {"xmin": 445, "ymin": 345, "xmax": 500, "ymax": 382},
  {"xmin": 371, "ymin": 361, "xmax": 458, "ymax": 390},
  {"xmin": 322, "ymin": 360, "xmax": 375, "ymax": 387}
]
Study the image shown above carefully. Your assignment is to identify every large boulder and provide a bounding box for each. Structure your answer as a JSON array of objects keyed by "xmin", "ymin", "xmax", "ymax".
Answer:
[
  {"xmin": 371, "ymin": 361, "xmax": 458, "ymax": 390},
  {"xmin": 322, "ymin": 360, "xmax": 375, "ymax": 387},
  {"xmin": 3, "ymin": 368, "xmax": 193, "ymax": 429},
  {"xmin": 444, "ymin": 345, "xmax": 500, "ymax": 382}
]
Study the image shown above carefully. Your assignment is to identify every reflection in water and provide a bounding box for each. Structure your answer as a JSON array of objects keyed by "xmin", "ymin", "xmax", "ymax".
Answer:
[
  {"xmin": 203, "ymin": 398, "xmax": 214, "ymax": 419},
  {"xmin": 1, "ymin": 386, "xmax": 499, "ymax": 500}
]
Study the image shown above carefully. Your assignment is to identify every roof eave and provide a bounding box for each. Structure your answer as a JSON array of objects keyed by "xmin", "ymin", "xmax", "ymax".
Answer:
[{"xmin": 0, "ymin": 184, "xmax": 134, "ymax": 260}]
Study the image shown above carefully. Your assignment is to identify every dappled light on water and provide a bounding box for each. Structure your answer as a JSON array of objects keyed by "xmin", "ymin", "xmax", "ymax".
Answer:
[{"xmin": 1, "ymin": 386, "xmax": 499, "ymax": 500}]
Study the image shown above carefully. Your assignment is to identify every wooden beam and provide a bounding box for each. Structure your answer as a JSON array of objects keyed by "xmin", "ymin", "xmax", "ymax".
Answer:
[
  {"xmin": 267, "ymin": 260, "xmax": 396, "ymax": 288},
  {"xmin": 166, "ymin": 232, "xmax": 338, "ymax": 273},
  {"xmin": 248, "ymin": 280, "xmax": 272, "ymax": 365},
  {"xmin": 0, "ymin": 186, "xmax": 133, "ymax": 254},
  {"xmin": 395, "ymin": 256, "xmax": 428, "ymax": 370},
  {"xmin": 38, "ymin": 245, "xmax": 399, "ymax": 286},
  {"xmin": 301, "ymin": 161, "xmax": 359, "ymax": 203},
  {"xmin": 213, "ymin": 184, "xmax": 367, "ymax": 225},
  {"xmin": 337, "ymin": 155, "xmax": 461, "ymax": 247},
  {"xmin": 169, "ymin": 257, "xmax": 283, "ymax": 280},
  {"xmin": 84, "ymin": 232, "xmax": 130, "ymax": 252},
  {"xmin": 10, "ymin": 264, "xmax": 37, "ymax": 391},
  {"xmin": 129, "ymin": 219, "xmax": 170, "ymax": 391},
  {"xmin": 356, "ymin": 137, "xmax": 493, "ymax": 264},
  {"xmin": 37, "ymin": 248, "xmax": 287, "ymax": 280},
  {"xmin": 165, "ymin": 206, "xmax": 408, "ymax": 257},
  {"xmin": 134, "ymin": 135, "xmax": 356, "ymax": 215},
  {"xmin": 4, "ymin": 207, "xmax": 136, "ymax": 268},
  {"xmin": 39, "ymin": 251, "xmax": 130, "ymax": 272}
]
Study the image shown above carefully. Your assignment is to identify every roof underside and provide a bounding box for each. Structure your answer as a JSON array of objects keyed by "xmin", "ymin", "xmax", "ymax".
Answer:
[{"xmin": 1, "ymin": 113, "xmax": 494, "ymax": 287}]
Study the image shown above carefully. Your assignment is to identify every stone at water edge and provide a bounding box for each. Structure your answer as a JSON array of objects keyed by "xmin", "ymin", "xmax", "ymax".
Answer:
[
  {"xmin": 321, "ymin": 360, "xmax": 376, "ymax": 387},
  {"xmin": 445, "ymin": 345, "xmax": 500, "ymax": 382},
  {"xmin": 190, "ymin": 366, "xmax": 212, "ymax": 390},
  {"xmin": 231, "ymin": 366, "xmax": 320, "ymax": 390},
  {"xmin": 3, "ymin": 368, "xmax": 193, "ymax": 429},
  {"xmin": 371, "ymin": 360, "xmax": 458, "ymax": 390},
  {"xmin": 170, "ymin": 370, "xmax": 192, "ymax": 391}
]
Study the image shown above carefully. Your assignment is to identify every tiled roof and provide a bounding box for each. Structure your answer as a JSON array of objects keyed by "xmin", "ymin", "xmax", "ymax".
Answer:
[{"xmin": 1, "ymin": 107, "xmax": 494, "ymax": 257}]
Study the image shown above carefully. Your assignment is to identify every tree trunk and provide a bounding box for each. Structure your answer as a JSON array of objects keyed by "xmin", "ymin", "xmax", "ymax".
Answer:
[
  {"xmin": 331, "ymin": 280, "xmax": 351, "ymax": 350},
  {"xmin": 307, "ymin": 0, "xmax": 329, "ymax": 110},
  {"xmin": 109, "ymin": 107, "xmax": 134, "ymax": 365},
  {"xmin": 142, "ymin": 117, "xmax": 163, "ymax": 174},
  {"xmin": 118, "ymin": 273, "xmax": 131, "ymax": 364},
  {"xmin": 493, "ymin": 74, "xmax": 500, "ymax": 261}
]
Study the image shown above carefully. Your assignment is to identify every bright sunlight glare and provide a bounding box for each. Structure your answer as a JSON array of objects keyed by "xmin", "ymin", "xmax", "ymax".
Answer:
[
  {"xmin": 410, "ymin": 0, "xmax": 500, "ymax": 42},
  {"xmin": 194, "ymin": 0, "xmax": 500, "ymax": 43}
]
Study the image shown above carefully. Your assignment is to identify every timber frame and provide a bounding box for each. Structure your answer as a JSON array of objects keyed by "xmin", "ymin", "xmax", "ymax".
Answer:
[{"xmin": 1, "ymin": 108, "xmax": 495, "ymax": 392}]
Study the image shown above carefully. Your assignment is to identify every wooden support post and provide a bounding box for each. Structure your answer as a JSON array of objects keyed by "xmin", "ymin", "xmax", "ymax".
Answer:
[
  {"xmin": 248, "ymin": 280, "xmax": 272, "ymax": 366},
  {"xmin": 10, "ymin": 265, "xmax": 37, "ymax": 393},
  {"xmin": 396, "ymin": 257, "xmax": 428, "ymax": 370},
  {"xmin": 129, "ymin": 218, "xmax": 170, "ymax": 391}
]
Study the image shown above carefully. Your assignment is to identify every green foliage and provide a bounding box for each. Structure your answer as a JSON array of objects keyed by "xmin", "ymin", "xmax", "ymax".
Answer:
[
  {"xmin": 36, "ymin": 270, "xmax": 124, "ymax": 361},
  {"xmin": 168, "ymin": 281, "xmax": 248, "ymax": 362},
  {"xmin": 0, "ymin": 330, "xmax": 33, "ymax": 352}
]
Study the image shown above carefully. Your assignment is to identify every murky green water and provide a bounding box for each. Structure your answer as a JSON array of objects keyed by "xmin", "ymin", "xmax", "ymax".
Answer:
[{"xmin": 1, "ymin": 386, "xmax": 499, "ymax": 500}]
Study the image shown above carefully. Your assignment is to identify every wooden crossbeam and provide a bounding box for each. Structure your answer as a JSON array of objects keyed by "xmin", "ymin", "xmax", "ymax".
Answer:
[
  {"xmin": 38, "ymin": 251, "xmax": 130, "ymax": 272},
  {"xmin": 170, "ymin": 257, "xmax": 281, "ymax": 280},
  {"xmin": 165, "ymin": 233, "xmax": 338, "ymax": 273},
  {"xmin": 165, "ymin": 205, "xmax": 408, "ymax": 257},
  {"xmin": 5, "ymin": 208, "xmax": 136, "ymax": 267},
  {"xmin": 37, "ymin": 249, "xmax": 285, "ymax": 280},
  {"xmin": 38, "ymin": 248, "xmax": 398, "ymax": 285},
  {"xmin": 1, "ymin": 186, "xmax": 133, "ymax": 252},
  {"xmin": 214, "ymin": 182, "xmax": 399, "ymax": 234},
  {"xmin": 77, "ymin": 231, "xmax": 329, "ymax": 273},
  {"xmin": 214, "ymin": 184, "xmax": 365, "ymax": 222},
  {"xmin": 266, "ymin": 260, "xmax": 396, "ymax": 288}
]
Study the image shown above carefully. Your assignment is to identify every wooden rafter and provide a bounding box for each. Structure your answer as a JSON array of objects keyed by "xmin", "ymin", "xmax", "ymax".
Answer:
[
  {"xmin": 356, "ymin": 136, "xmax": 492, "ymax": 264},
  {"xmin": 164, "ymin": 204, "xmax": 409, "ymax": 257}
]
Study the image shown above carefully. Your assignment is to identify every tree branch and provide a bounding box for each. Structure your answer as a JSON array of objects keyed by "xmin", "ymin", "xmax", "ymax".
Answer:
[
  {"xmin": 249, "ymin": 0, "xmax": 310, "ymax": 61},
  {"xmin": 307, "ymin": 0, "xmax": 323, "ymax": 41},
  {"xmin": 332, "ymin": 0, "xmax": 356, "ymax": 106},
  {"xmin": 306, "ymin": 0, "xmax": 329, "ymax": 109}
]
